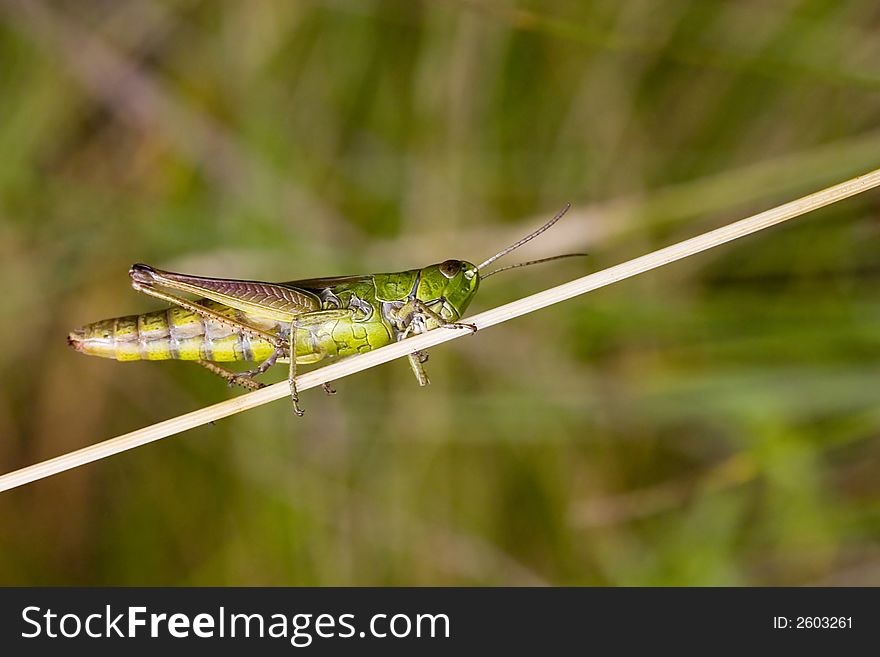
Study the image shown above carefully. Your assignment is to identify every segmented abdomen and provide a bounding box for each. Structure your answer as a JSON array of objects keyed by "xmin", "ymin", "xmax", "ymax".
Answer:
[{"xmin": 68, "ymin": 300, "xmax": 280, "ymax": 362}]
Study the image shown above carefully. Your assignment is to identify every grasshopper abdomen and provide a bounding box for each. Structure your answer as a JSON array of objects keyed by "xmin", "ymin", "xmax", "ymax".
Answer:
[{"xmin": 68, "ymin": 301, "xmax": 280, "ymax": 363}]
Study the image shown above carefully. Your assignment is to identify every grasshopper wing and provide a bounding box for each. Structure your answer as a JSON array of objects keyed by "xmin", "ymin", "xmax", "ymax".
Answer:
[{"xmin": 130, "ymin": 264, "xmax": 322, "ymax": 322}]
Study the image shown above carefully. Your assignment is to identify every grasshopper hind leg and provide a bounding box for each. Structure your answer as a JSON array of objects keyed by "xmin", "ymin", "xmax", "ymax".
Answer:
[
  {"xmin": 198, "ymin": 345, "xmax": 284, "ymax": 393},
  {"xmin": 196, "ymin": 360, "xmax": 265, "ymax": 392}
]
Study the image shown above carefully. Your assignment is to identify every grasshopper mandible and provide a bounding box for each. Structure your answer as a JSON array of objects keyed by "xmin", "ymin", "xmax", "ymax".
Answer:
[{"xmin": 68, "ymin": 205, "xmax": 582, "ymax": 415}]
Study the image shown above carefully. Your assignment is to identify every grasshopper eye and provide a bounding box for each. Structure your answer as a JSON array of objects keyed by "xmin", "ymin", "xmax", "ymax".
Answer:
[{"xmin": 439, "ymin": 260, "xmax": 461, "ymax": 278}]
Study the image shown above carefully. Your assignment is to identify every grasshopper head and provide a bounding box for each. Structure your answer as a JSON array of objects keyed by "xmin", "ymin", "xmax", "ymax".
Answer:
[
  {"xmin": 416, "ymin": 204, "xmax": 584, "ymax": 323},
  {"xmin": 418, "ymin": 260, "xmax": 480, "ymax": 320}
]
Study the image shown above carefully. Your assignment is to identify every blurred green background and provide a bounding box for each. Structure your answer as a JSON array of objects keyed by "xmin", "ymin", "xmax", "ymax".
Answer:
[{"xmin": 1, "ymin": 0, "xmax": 879, "ymax": 586}]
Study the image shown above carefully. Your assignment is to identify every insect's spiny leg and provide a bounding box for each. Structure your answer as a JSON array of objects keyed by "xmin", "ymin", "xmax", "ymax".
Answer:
[
  {"xmin": 196, "ymin": 360, "xmax": 264, "ymax": 391},
  {"xmin": 407, "ymin": 352, "xmax": 430, "ymax": 386},
  {"xmin": 321, "ymin": 382, "xmax": 337, "ymax": 395},
  {"xmin": 241, "ymin": 346, "xmax": 282, "ymax": 378},
  {"xmin": 396, "ymin": 323, "xmax": 431, "ymax": 386},
  {"xmin": 412, "ymin": 299, "xmax": 477, "ymax": 333},
  {"xmin": 288, "ymin": 322, "xmax": 304, "ymax": 416}
]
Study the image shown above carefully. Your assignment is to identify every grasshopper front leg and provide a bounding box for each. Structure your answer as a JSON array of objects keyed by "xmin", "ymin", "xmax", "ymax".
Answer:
[
  {"xmin": 412, "ymin": 299, "xmax": 477, "ymax": 334},
  {"xmin": 397, "ymin": 300, "xmax": 476, "ymax": 387},
  {"xmin": 407, "ymin": 350, "xmax": 430, "ymax": 386},
  {"xmin": 396, "ymin": 320, "xmax": 430, "ymax": 387}
]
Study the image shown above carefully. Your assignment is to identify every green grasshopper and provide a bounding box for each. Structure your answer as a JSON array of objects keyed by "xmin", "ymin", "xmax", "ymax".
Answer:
[{"xmin": 68, "ymin": 205, "xmax": 581, "ymax": 415}]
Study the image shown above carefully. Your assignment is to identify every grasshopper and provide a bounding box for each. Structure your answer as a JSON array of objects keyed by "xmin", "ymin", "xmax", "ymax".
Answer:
[{"xmin": 68, "ymin": 205, "xmax": 582, "ymax": 415}]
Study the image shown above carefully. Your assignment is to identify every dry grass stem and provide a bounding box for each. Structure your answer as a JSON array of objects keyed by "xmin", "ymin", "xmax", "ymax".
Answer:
[{"xmin": 2, "ymin": 166, "xmax": 880, "ymax": 493}]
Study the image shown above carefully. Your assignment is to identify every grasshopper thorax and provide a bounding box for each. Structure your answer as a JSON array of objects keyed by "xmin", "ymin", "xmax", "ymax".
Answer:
[{"xmin": 417, "ymin": 260, "xmax": 480, "ymax": 320}]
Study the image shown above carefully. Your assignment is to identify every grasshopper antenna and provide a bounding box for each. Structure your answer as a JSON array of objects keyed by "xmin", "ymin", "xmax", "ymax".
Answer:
[
  {"xmin": 477, "ymin": 203, "xmax": 572, "ymax": 273},
  {"xmin": 480, "ymin": 252, "xmax": 588, "ymax": 279}
]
